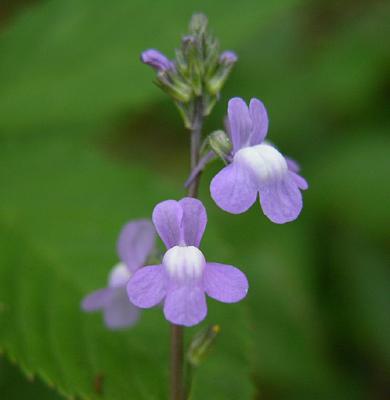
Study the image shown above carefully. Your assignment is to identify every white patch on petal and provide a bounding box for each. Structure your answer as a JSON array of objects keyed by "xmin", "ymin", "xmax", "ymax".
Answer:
[
  {"xmin": 163, "ymin": 246, "xmax": 205, "ymax": 282},
  {"xmin": 234, "ymin": 144, "xmax": 287, "ymax": 186},
  {"xmin": 108, "ymin": 262, "xmax": 132, "ymax": 288}
]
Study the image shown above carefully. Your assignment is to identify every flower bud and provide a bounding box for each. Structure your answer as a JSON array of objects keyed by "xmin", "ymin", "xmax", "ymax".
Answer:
[
  {"xmin": 156, "ymin": 71, "xmax": 192, "ymax": 103},
  {"xmin": 207, "ymin": 70, "xmax": 233, "ymax": 96},
  {"xmin": 182, "ymin": 35, "xmax": 196, "ymax": 48},
  {"xmin": 179, "ymin": 34, "xmax": 203, "ymax": 96},
  {"xmin": 187, "ymin": 324, "xmax": 221, "ymax": 367},
  {"xmin": 219, "ymin": 51, "xmax": 238, "ymax": 66},
  {"xmin": 208, "ymin": 130, "xmax": 232, "ymax": 160},
  {"xmin": 206, "ymin": 51, "xmax": 237, "ymax": 96},
  {"xmin": 174, "ymin": 48, "xmax": 188, "ymax": 76},
  {"xmin": 204, "ymin": 36, "xmax": 220, "ymax": 74},
  {"xmin": 140, "ymin": 49, "xmax": 174, "ymax": 72},
  {"xmin": 189, "ymin": 13, "xmax": 208, "ymax": 37},
  {"xmin": 140, "ymin": 13, "xmax": 238, "ymax": 125}
]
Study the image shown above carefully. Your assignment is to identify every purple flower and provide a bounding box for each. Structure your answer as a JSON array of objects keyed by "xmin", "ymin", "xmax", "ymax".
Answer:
[
  {"xmin": 141, "ymin": 49, "xmax": 174, "ymax": 72},
  {"xmin": 127, "ymin": 198, "xmax": 248, "ymax": 327},
  {"xmin": 219, "ymin": 51, "xmax": 238, "ymax": 65},
  {"xmin": 210, "ymin": 97, "xmax": 308, "ymax": 224},
  {"xmin": 81, "ymin": 220, "xmax": 155, "ymax": 329}
]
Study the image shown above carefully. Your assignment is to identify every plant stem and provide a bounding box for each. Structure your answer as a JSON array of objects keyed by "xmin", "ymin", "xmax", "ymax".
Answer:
[
  {"xmin": 188, "ymin": 97, "xmax": 204, "ymax": 198},
  {"xmin": 170, "ymin": 324, "xmax": 184, "ymax": 400},
  {"xmin": 170, "ymin": 96, "xmax": 204, "ymax": 400}
]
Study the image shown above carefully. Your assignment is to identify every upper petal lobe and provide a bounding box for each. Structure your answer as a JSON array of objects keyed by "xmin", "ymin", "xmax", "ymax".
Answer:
[
  {"xmin": 117, "ymin": 220, "xmax": 155, "ymax": 272},
  {"xmin": 228, "ymin": 97, "xmax": 252, "ymax": 153},
  {"xmin": 152, "ymin": 200, "xmax": 183, "ymax": 248},
  {"xmin": 249, "ymin": 98, "xmax": 268, "ymax": 145},
  {"xmin": 178, "ymin": 197, "xmax": 207, "ymax": 247}
]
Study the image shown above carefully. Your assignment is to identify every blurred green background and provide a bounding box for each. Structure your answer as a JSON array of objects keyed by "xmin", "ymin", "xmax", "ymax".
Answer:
[{"xmin": 0, "ymin": 0, "xmax": 389, "ymax": 399}]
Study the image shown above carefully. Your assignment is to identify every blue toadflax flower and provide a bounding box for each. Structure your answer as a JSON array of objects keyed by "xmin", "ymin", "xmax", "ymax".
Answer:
[
  {"xmin": 127, "ymin": 198, "xmax": 248, "ymax": 327},
  {"xmin": 210, "ymin": 97, "xmax": 308, "ymax": 223},
  {"xmin": 81, "ymin": 220, "xmax": 155, "ymax": 329}
]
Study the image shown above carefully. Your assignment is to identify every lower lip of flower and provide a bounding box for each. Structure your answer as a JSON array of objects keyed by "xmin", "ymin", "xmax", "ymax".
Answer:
[
  {"xmin": 234, "ymin": 143, "xmax": 287, "ymax": 184},
  {"xmin": 163, "ymin": 245, "xmax": 206, "ymax": 281}
]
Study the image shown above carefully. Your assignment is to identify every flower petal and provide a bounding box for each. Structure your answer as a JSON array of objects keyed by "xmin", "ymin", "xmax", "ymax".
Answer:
[
  {"xmin": 289, "ymin": 171, "xmax": 308, "ymax": 190},
  {"xmin": 285, "ymin": 156, "xmax": 300, "ymax": 173},
  {"xmin": 228, "ymin": 97, "xmax": 252, "ymax": 153},
  {"xmin": 108, "ymin": 262, "xmax": 131, "ymax": 288},
  {"xmin": 210, "ymin": 162, "xmax": 257, "ymax": 214},
  {"xmin": 259, "ymin": 174, "xmax": 303, "ymax": 223},
  {"xmin": 152, "ymin": 200, "xmax": 183, "ymax": 248},
  {"xmin": 81, "ymin": 288, "xmax": 113, "ymax": 311},
  {"xmin": 117, "ymin": 220, "xmax": 155, "ymax": 271},
  {"xmin": 285, "ymin": 156, "xmax": 308, "ymax": 190},
  {"xmin": 204, "ymin": 263, "xmax": 248, "ymax": 303},
  {"xmin": 127, "ymin": 265, "xmax": 167, "ymax": 308},
  {"xmin": 103, "ymin": 288, "xmax": 140, "ymax": 329},
  {"xmin": 164, "ymin": 286, "xmax": 207, "ymax": 327},
  {"xmin": 178, "ymin": 197, "xmax": 207, "ymax": 247},
  {"xmin": 249, "ymin": 98, "xmax": 268, "ymax": 145}
]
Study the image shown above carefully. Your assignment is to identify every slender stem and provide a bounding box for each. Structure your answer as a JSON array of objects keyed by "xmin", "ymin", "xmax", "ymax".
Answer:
[
  {"xmin": 188, "ymin": 97, "xmax": 204, "ymax": 198},
  {"xmin": 170, "ymin": 96, "xmax": 204, "ymax": 400},
  {"xmin": 184, "ymin": 151, "xmax": 215, "ymax": 189},
  {"xmin": 170, "ymin": 324, "xmax": 184, "ymax": 400}
]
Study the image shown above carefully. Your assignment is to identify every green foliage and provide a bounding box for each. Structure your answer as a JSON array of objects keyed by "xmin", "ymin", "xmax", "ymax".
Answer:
[
  {"xmin": 0, "ymin": 357, "xmax": 60, "ymax": 400},
  {"xmin": 0, "ymin": 0, "xmax": 389, "ymax": 399}
]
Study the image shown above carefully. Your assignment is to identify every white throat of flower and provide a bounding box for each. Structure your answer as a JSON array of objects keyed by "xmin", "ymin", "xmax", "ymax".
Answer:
[
  {"xmin": 234, "ymin": 143, "xmax": 287, "ymax": 185},
  {"xmin": 163, "ymin": 245, "xmax": 205, "ymax": 281},
  {"xmin": 109, "ymin": 262, "xmax": 132, "ymax": 288}
]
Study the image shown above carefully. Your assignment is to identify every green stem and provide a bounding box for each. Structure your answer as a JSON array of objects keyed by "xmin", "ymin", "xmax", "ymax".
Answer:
[{"xmin": 188, "ymin": 97, "xmax": 203, "ymax": 197}]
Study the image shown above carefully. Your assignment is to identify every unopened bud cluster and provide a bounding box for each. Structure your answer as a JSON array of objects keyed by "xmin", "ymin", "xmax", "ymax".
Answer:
[{"xmin": 141, "ymin": 13, "xmax": 237, "ymax": 128}]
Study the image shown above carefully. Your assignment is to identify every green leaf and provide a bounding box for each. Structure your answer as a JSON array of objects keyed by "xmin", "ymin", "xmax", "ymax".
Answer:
[
  {"xmin": 0, "ymin": 133, "xmax": 254, "ymax": 399},
  {"xmin": 0, "ymin": 357, "xmax": 61, "ymax": 400}
]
